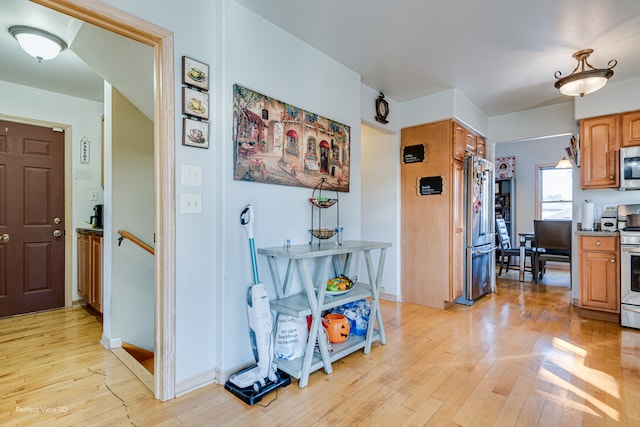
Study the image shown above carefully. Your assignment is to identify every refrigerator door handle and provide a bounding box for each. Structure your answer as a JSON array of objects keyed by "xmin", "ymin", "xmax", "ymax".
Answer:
[{"xmin": 474, "ymin": 246, "xmax": 498, "ymax": 255}]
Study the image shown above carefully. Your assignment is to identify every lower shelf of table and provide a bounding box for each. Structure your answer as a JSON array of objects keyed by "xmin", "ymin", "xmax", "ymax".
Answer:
[{"xmin": 275, "ymin": 331, "xmax": 380, "ymax": 380}]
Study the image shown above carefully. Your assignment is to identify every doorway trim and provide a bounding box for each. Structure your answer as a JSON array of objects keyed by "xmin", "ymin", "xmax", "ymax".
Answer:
[{"xmin": 33, "ymin": 0, "xmax": 176, "ymax": 401}]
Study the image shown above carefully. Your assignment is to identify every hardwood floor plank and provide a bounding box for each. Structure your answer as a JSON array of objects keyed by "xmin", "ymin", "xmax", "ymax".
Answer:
[{"xmin": 2, "ymin": 268, "xmax": 640, "ymax": 426}]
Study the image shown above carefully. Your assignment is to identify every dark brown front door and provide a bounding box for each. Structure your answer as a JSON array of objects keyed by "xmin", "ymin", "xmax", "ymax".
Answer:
[{"xmin": 0, "ymin": 120, "xmax": 65, "ymax": 317}]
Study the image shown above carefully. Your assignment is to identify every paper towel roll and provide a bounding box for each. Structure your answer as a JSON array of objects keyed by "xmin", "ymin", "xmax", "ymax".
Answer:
[{"xmin": 582, "ymin": 201, "xmax": 595, "ymax": 231}]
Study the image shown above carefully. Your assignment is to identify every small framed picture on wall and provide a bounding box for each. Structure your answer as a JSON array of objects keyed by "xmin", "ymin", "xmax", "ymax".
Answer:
[
  {"xmin": 183, "ymin": 117, "xmax": 209, "ymax": 149},
  {"xmin": 182, "ymin": 56, "xmax": 209, "ymax": 91},
  {"xmin": 182, "ymin": 87, "xmax": 209, "ymax": 120},
  {"xmin": 495, "ymin": 156, "xmax": 515, "ymax": 179}
]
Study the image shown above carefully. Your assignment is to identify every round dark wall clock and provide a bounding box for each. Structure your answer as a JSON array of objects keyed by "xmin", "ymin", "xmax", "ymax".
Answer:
[{"xmin": 375, "ymin": 92, "xmax": 389, "ymax": 124}]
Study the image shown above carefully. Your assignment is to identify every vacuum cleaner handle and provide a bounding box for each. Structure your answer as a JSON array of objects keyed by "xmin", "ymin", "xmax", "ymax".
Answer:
[
  {"xmin": 240, "ymin": 205, "xmax": 255, "ymax": 239},
  {"xmin": 241, "ymin": 204, "xmax": 260, "ymax": 284}
]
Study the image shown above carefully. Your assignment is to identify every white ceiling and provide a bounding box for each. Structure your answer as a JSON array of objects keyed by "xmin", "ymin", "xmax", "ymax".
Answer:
[
  {"xmin": 0, "ymin": 0, "xmax": 104, "ymax": 101},
  {"xmin": 236, "ymin": 0, "xmax": 640, "ymax": 117},
  {"xmin": 0, "ymin": 0, "xmax": 153, "ymax": 118},
  {"xmin": 3, "ymin": 1, "xmax": 640, "ymax": 118}
]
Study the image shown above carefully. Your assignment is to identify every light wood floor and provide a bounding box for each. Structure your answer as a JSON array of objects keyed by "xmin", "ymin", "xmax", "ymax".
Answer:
[{"xmin": 2, "ymin": 268, "xmax": 639, "ymax": 426}]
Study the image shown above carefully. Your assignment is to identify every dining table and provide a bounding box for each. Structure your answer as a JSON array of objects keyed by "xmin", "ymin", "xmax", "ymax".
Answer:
[{"xmin": 518, "ymin": 231, "xmax": 535, "ymax": 281}]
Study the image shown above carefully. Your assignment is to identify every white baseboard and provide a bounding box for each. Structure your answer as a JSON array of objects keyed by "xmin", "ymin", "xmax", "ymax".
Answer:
[
  {"xmin": 100, "ymin": 334, "xmax": 122, "ymax": 350},
  {"xmin": 175, "ymin": 368, "xmax": 220, "ymax": 397},
  {"xmin": 380, "ymin": 292, "xmax": 400, "ymax": 302}
]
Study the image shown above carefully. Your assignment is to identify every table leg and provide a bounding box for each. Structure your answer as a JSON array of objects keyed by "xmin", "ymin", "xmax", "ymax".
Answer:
[
  {"xmin": 364, "ymin": 248, "xmax": 387, "ymax": 353},
  {"xmin": 296, "ymin": 257, "xmax": 333, "ymax": 388},
  {"xmin": 265, "ymin": 256, "xmax": 294, "ymax": 299},
  {"xmin": 519, "ymin": 235, "xmax": 526, "ymax": 282}
]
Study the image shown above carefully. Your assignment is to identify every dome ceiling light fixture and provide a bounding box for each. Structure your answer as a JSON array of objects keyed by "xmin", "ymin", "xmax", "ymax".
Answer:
[
  {"xmin": 556, "ymin": 157, "xmax": 573, "ymax": 169},
  {"xmin": 9, "ymin": 25, "xmax": 67, "ymax": 62},
  {"xmin": 554, "ymin": 49, "xmax": 617, "ymax": 97}
]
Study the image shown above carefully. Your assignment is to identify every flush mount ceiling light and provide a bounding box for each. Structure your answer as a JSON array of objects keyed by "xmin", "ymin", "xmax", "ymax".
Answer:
[
  {"xmin": 554, "ymin": 49, "xmax": 617, "ymax": 97},
  {"xmin": 9, "ymin": 25, "xmax": 67, "ymax": 62}
]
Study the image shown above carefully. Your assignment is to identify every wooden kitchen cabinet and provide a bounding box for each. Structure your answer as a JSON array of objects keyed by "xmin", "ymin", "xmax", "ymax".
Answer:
[
  {"xmin": 77, "ymin": 233, "xmax": 90, "ymax": 304},
  {"xmin": 621, "ymin": 110, "xmax": 640, "ymax": 147},
  {"xmin": 578, "ymin": 235, "xmax": 619, "ymax": 320},
  {"xmin": 401, "ymin": 120, "xmax": 470, "ymax": 308},
  {"xmin": 476, "ymin": 137, "xmax": 486, "ymax": 158},
  {"xmin": 465, "ymin": 132, "xmax": 477, "ymax": 155},
  {"xmin": 452, "ymin": 121, "xmax": 483, "ymax": 160},
  {"xmin": 77, "ymin": 229, "xmax": 103, "ymax": 313},
  {"xmin": 450, "ymin": 160, "xmax": 465, "ymax": 301},
  {"xmin": 452, "ymin": 122, "xmax": 467, "ymax": 161},
  {"xmin": 580, "ymin": 115, "xmax": 619, "ymax": 189}
]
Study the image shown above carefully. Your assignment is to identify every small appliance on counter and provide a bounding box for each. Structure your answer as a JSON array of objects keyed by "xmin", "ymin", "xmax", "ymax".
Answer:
[
  {"xmin": 618, "ymin": 204, "xmax": 640, "ymax": 230},
  {"xmin": 90, "ymin": 204, "xmax": 104, "ymax": 229},
  {"xmin": 601, "ymin": 207, "xmax": 618, "ymax": 232}
]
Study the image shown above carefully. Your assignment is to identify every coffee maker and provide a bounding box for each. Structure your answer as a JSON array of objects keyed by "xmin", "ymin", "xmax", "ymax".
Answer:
[{"xmin": 91, "ymin": 204, "xmax": 104, "ymax": 229}]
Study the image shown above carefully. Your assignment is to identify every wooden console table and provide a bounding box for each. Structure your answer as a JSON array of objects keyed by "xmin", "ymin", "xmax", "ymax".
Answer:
[{"xmin": 258, "ymin": 240, "xmax": 391, "ymax": 388}]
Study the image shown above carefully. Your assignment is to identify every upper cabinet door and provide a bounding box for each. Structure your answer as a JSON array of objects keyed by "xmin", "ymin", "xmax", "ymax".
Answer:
[
  {"xmin": 452, "ymin": 122, "xmax": 466, "ymax": 161},
  {"xmin": 580, "ymin": 115, "xmax": 619, "ymax": 189},
  {"xmin": 465, "ymin": 132, "xmax": 477, "ymax": 155},
  {"xmin": 476, "ymin": 137, "xmax": 486, "ymax": 158},
  {"xmin": 621, "ymin": 111, "xmax": 640, "ymax": 148}
]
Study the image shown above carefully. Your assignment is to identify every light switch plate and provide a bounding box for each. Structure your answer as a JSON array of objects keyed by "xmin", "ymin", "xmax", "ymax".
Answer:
[
  {"xmin": 181, "ymin": 193, "xmax": 202, "ymax": 214},
  {"xmin": 181, "ymin": 164, "xmax": 202, "ymax": 186}
]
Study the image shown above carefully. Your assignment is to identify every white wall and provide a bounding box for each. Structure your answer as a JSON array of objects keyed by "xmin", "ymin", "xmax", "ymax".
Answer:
[
  {"xmin": 489, "ymin": 102, "xmax": 576, "ymax": 144},
  {"xmin": 361, "ymin": 125, "xmax": 401, "ymax": 300},
  {"xmin": 110, "ymin": 88, "xmax": 155, "ymax": 351},
  {"xmin": 0, "ymin": 80, "xmax": 103, "ymax": 302},
  {"xmin": 575, "ymin": 78, "xmax": 640, "ymax": 120},
  {"xmin": 220, "ymin": 1, "xmax": 363, "ymax": 376},
  {"xmin": 495, "ymin": 135, "xmax": 573, "ymax": 238},
  {"xmin": 361, "ymin": 83, "xmax": 400, "ymax": 133},
  {"xmin": 453, "ymin": 89, "xmax": 489, "ymax": 137},
  {"xmin": 398, "ymin": 89, "xmax": 489, "ymax": 137},
  {"xmin": 101, "ymin": 0, "xmax": 219, "ymax": 386}
]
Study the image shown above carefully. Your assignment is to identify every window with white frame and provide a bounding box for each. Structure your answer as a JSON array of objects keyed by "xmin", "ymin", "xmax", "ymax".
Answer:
[{"xmin": 537, "ymin": 164, "xmax": 573, "ymax": 219}]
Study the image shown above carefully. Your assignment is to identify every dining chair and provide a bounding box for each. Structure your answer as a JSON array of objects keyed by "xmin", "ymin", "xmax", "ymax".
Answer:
[
  {"xmin": 532, "ymin": 219, "xmax": 572, "ymax": 285},
  {"xmin": 496, "ymin": 218, "xmax": 533, "ymax": 276}
]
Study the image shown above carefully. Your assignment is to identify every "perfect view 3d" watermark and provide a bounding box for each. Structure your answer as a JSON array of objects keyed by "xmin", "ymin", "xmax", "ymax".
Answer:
[{"xmin": 15, "ymin": 406, "xmax": 69, "ymax": 414}]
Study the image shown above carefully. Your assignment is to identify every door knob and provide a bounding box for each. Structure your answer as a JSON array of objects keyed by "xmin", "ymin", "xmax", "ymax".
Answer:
[
  {"xmin": 53, "ymin": 230, "xmax": 62, "ymax": 237},
  {"xmin": 0, "ymin": 233, "xmax": 9, "ymax": 244}
]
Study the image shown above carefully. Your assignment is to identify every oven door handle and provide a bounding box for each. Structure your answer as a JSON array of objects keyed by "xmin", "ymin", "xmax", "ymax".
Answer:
[
  {"xmin": 621, "ymin": 246, "xmax": 640, "ymax": 254},
  {"xmin": 622, "ymin": 305, "xmax": 640, "ymax": 314}
]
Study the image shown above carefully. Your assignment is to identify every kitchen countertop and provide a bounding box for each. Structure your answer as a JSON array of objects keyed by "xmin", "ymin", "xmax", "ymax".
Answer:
[
  {"xmin": 574, "ymin": 229, "xmax": 619, "ymax": 237},
  {"xmin": 76, "ymin": 227, "xmax": 103, "ymax": 236}
]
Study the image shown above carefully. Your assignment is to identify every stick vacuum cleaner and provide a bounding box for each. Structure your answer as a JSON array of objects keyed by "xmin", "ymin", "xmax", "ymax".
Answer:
[{"xmin": 224, "ymin": 205, "xmax": 291, "ymax": 405}]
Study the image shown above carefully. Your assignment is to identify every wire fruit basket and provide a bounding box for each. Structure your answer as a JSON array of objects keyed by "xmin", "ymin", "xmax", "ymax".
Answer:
[
  {"xmin": 309, "ymin": 178, "xmax": 340, "ymax": 246},
  {"xmin": 310, "ymin": 228, "xmax": 337, "ymax": 239}
]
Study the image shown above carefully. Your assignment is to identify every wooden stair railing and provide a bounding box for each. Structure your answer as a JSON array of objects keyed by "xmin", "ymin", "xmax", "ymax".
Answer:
[{"xmin": 117, "ymin": 229, "xmax": 154, "ymax": 255}]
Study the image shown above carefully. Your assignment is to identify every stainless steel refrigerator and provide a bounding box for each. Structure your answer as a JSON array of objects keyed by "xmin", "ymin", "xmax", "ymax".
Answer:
[{"xmin": 456, "ymin": 154, "xmax": 496, "ymax": 305}]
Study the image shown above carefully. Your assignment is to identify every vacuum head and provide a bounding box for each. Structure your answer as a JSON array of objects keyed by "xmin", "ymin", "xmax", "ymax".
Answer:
[{"xmin": 224, "ymin": 369, "xmax": 291, "ymax": 405}]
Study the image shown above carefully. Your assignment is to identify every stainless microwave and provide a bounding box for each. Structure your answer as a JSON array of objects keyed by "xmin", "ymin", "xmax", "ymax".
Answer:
[{"xmin": 620, "ymin": 146, "xmax": 640, "ymax": 190}]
